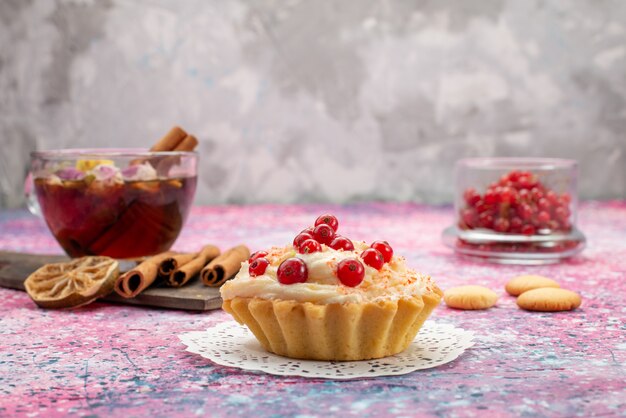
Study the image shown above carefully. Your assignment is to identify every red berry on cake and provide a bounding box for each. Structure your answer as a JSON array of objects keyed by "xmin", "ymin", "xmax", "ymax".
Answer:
[
  {"xmin": 329, "ymin": 236, "xmax": 354, "ymax": 251},
  {"xmin": 249, "ymin": 258, "xmax": 269, "ymax": 277},
  {"xmin": 249, "ymin": 251, "xmax": 268, "ymax": 263},
  {"xmin": 298, "ymin": 239, "xmax": 322, "ymax": 254},
  {"xmin": 314, "ymin": 214, "xmax": 339, "ymax": 232},
  {"xmin": 293, "ymin": 232, "xmax": 314, "ymax": 248},
  {"xmin": 336, "ymin": 258, "xmax": 365, "ymax": 287},
  {"xmin": 277, "ymin": 258, "xmax": 308, "ymax": 284},
  {"xmin": 361, "ymin": 248, "xmax": 384, "ymax": 270},
  {"xmin": 313, "ymin": 224, "xmax": 335, "ymax": 245},
  {"xmin": 371, "ymin": 241, "xmax": 393, "ymax": 263}
]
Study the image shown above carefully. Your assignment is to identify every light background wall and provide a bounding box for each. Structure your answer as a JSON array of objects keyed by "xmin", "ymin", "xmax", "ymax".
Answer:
[{"xmin": 1, "ymin": 0, "xmax": 625, "ymax": 209}]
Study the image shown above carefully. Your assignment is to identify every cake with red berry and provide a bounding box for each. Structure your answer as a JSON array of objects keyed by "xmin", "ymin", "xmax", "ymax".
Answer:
[{"xmin": 220, "ymin": 214, "xmax": 442, "ymax": 361}]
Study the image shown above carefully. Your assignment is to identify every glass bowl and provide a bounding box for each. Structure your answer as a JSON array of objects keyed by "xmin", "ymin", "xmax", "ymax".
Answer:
[
  {"xmin": 26, "ymin": 148, "xmax": 198, "ymax": 259},
  {"xmin": 442, "ymin": 158, "xmax": 585, "ymax": 264}
]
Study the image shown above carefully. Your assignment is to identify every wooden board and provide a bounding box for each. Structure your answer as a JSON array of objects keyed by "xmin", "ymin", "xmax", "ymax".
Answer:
[{"xmin": 0, "ymin": 251, "xmax": 222, "ymax": 311}]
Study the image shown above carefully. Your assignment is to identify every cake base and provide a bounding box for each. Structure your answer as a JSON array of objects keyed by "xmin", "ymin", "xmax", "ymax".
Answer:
[{"xmin": 222, "ymin": 289, "xmax": 442, "ymax": 361}]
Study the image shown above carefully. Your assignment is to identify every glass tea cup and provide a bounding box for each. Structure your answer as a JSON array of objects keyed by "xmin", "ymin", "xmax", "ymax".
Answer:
[
  {"xmin": 442, "ymin": 158, "xmax": 585, "ymax": 264},
  {"xmin": 26, "ymin": 149, "xmax": 197, "ymax": 259}
]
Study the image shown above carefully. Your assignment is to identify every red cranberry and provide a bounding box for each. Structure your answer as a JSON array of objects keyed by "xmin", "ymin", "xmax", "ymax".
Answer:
[
  {"xmin": 499, "ymin": 187, "xmax": 517, "ymax": 204},
  {"xmin": 559, "ymin": 219, "xmax": 572, "ymax": 231},
  {"xmin": 249, "ymin": 258, "xmax": 269, "ymax": 277},
  {"xmin": 510, "ymin": 217, "xmax": 523, "ymax": 232},
  {"xmin": 537, "ymin": 211, "xmax": 551, "ymax": 224},
  {"xmin": 546, "ymin": 191, "xmax": 559, "ymax": 205},
  {"xmin": 314, "ymin": 214, "xmax": 339, "ymax": 232},
  {"xmin": 461, "ymin": 208, "xmax": 478, "ymax": 228},
  {"xmin": 493, "ymin": 218, "xmax": 510, "ymax": 233},
  {"xmin": 508, "ymin": 171, "xmax": 523, "ymax": 182},
  {"xmin": 277, "ymin": 258, "xmax": 308, "ymax": 284},
  {"xmin": 517, "ymin": 204, "xmax": 533, "ymax": 220},
  {"xmin": 371, "ymin": 241, "xmax": 393, "ymax": 263},
  {"xmin": 531, "ymin": 187, "xmax": 544, "ymax": 200},
  {"xmin": 537, "ymin": 198, "xmax": 551, "ymax": 211},
  {"xmin": 329, "ymin": 236, "xmax": 354, "ymax": 251},
  {"xmin": 336, "ymin": 258, "xmax": 365, "ymax": 287},
  {"xmin": 547, "ymin": 220, "xmax": 560, "ymax": 231},
  {"xmin": 475, "ymin": 200, "xmax": 492, "ymax": 214},
  {"xmin": 249, "ymin": 251, "xmax": 268, "ymax": 263},
  {"xmin": 518, "ymin": 189, "xmax": 530, "ymax": 201},
  {"xmin": 313, "ymin": 224, "xmax": 335, "ymax": 245},
  {"xmin": 484, "ymin": 189, "xmax": 498, "ymax": 205},
  {"xmin": 517, "ymin": 174, "xmax": 538, "ymax": 189},
  {"xmin": 298, "ymin": 239, "xmax": 322, "ymax": 254},
  {"xmin": 293, "ymin": 232, "xmax": 314, "ymax": 248},
  {"xmin": 521, "ymin": 224, "xmax": 536, "ymax": 235},
  {"xmin": 361, "ymin": 248, "xmax": 384, "ymax": 270},
  {"xmin": 554, "ymin": 206, "xmax": 570, "ymax": 221},
  {"xmin": 560, "ymin": 193, "xmax": 572, "ymax": 205},
  {"xmin": 479, "ymin": 212, "xmax": 495, "ymax": 228},
  {"xmin": 301, "ymin": 227, "xmax": 315, "ymax": 235},
  {"xmin": 463, "ymin": 188, "xmax": 481, "ymax": 206}
]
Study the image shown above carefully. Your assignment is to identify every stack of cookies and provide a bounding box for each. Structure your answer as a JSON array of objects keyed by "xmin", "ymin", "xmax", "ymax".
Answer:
[
  {"xmin": 505, "ymin": 275, "xmax": 581, "ymax": 312},
  {"xmin": 443, "ymin": 275, "xmax": 582, "ymax": 312}
]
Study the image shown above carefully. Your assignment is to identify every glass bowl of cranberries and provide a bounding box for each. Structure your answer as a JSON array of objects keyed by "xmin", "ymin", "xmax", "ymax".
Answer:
[{"xmin": 442, "ymin": 158, "xmax": 586, "ymax": 264}]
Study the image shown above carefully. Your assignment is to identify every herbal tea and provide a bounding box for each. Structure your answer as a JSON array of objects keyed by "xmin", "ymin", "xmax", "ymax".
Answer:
[{"xmin": 34, "ymin": 176, "xmax": 196, "ymax": 258}]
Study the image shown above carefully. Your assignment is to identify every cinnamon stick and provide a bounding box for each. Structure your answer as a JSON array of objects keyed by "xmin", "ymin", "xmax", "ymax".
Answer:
[
  {"xmin": 201, "ymin": 245, "xmax": 250, "ymax": 287},
  {"xmin": 167, "ymin": 245, "xmax": 221, "ymax": 287},
  {"xmin": 173, "ymin": 135, "xmax": 198, "ymax": 152},
  {"xmin": 115, "ymin": 252, "xmax": 175, "ymax": 298},
  {"xmin": 150, "ymin": 126, "xmax": 188, "ymax": 152},
  {"xmin": 158, "ymin": 252, "xmax": 198, "ymax": 277}
]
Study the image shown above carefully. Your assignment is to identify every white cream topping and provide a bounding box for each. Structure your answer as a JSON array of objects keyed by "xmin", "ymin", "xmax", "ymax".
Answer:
[{"xmin": 220, "ymin": 242, "xmax": 436, "ymax": 304}]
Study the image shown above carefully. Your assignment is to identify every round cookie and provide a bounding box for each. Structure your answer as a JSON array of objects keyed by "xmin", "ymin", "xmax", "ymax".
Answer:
[
  {"xmin": 444, "ymin": 285, "xmax": 498, "ymax": 310},
  {"xmin": 517, "ymin": 288, "xmax": 581, "ymax": 312},
  {"xmin": 505, "ymin": 275, "xmax": 560, "ymax": 296}
]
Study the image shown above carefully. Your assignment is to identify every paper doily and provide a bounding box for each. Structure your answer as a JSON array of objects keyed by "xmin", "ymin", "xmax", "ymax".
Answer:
[{"xmin": 179, "ymin": 321, "xmax": 474, "ymax": 379}]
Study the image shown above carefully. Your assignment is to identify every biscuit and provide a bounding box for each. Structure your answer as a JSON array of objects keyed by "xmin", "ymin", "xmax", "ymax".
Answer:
[
  {"xmin": 505, "ymin": 275, "xmax": 560, "ymax": 296},
  {"xmin": 444, "ymin": 285, "xmax": 498, "ymax": 310},
  {"xmin": 516, "ymin": 288, "xmax": 581, "ymax": 312}
]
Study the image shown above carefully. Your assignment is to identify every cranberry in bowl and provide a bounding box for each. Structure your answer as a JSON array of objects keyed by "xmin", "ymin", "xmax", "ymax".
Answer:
[{"xmin": 442, "ymin": 158, "xmax": 585, "ymax": 265}]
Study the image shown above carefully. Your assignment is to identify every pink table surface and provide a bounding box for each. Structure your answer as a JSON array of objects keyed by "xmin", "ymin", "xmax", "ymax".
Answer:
[{"xmin": 0, "ymin": 202, "xmax": 625, "ymax": 417}]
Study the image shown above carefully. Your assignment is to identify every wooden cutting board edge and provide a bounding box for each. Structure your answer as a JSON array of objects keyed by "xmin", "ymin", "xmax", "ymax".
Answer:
[{"xmin": 0, "ymin": 251, "xmax": 223, "ymax": 311}]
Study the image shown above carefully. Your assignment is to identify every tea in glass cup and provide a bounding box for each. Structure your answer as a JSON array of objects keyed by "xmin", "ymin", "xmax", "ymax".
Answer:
[{"xmin": 28, "ymin": 149, "xmax": 197, "ymax": 259}]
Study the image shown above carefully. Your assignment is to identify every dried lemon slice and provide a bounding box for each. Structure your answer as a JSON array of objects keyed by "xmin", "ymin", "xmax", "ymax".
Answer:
[{"xmin": 24, "ymin": 256, "xmax": 119, "ymax": 309}]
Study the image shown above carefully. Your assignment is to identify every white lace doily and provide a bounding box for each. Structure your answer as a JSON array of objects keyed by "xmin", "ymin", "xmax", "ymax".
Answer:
[{"xmin": 179, "ymin": 321, "xmax": 474, "ymax": 379}]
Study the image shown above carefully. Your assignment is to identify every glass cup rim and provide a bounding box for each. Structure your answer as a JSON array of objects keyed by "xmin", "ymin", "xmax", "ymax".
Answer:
[
  {"xmin": 456, "ymin": 157, "xmax": 577, "ymax": 170},
  {"xmin": 31, "ymin": 148, "xmax": 198, "ymax": 159}
]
